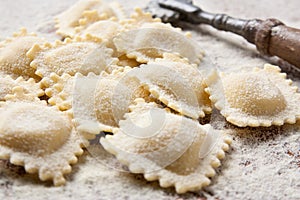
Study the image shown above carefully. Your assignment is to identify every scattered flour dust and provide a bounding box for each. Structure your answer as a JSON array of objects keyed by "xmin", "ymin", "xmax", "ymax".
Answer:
[{"xmin": 0, "ymin": 0, "xmax": 299, "ymax": 200}]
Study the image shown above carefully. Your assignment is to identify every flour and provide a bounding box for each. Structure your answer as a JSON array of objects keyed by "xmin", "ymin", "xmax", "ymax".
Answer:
[{"xmin": 0, "ymin": 0, "xmax": 299, "ymax": 199}]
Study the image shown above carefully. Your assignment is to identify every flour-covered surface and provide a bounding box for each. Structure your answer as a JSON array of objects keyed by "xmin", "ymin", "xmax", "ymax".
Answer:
[{"xmin": 0, "ymin": 0, "xmax": 299, "ymax": 200}]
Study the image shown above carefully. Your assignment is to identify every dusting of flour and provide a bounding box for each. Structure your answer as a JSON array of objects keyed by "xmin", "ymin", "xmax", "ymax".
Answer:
[{"xmin": 0, "ymin": 0, "xmax": 299, "ymax": 200}]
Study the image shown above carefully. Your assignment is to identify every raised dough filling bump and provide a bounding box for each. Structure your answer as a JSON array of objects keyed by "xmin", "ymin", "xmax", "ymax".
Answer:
[
  {"xmin": 0, "ymin": 102, "xmax": 71, "ymax": 155},
  {"xmin": 224, "ymin": 73, "xmax": 287, "ymax": 116}
]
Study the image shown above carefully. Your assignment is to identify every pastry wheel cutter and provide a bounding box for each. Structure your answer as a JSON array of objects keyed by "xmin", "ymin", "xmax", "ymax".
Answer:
[{"xmin": 145, "ymin": 0, "xmax": 300, "ymax": 69}]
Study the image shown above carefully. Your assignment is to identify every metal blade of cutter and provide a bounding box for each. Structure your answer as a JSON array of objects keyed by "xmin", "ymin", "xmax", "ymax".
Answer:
[{"xmin": 145, "ymin": 0, "xmax": 193, "ymax": 23}]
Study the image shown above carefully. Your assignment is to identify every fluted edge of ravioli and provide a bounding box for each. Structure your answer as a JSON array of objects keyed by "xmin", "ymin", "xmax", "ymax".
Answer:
[
  {"xmin": 0, "ymin": 74, "xmax": 44, "ymax": 101},
  {"xmin": 43, "ymin": 73, "xmax": 75, "ymax": 111}
]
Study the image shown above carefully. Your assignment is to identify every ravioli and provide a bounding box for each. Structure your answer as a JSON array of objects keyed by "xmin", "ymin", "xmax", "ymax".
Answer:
[
  {"xmin": 75, "ymin": 10, "xmax": 121, "ymax": 44},
  {"xmin": 130, "ymin": 57, "xmax": 211, "ymax": 119},
  {"xmin": 0, "ymin": 87, "xmax": 87, "ymax": 186},
  {"xmin": 75, "ymin": 67, "xmax": 150, "ymax": 135},
  {"xmin": 0, "ymin": 28, "xmax": 45, "ymax": 80},
  {"xmin": 27, "ymin": 37, "xmax": 117, "ymax": 81},
  {"xmin": 113, "ymin": 23, "xmax": 203, "ymax": 63},
  {"xmin": 205, "ymin": 64, "xmax": 300, "ymax": 127},
  {"xmin": 101, "ymin": 99, "xmax": 231, "ymax": 193},
  {"xmin": 55, "ymin": 0, "xmax": 125, "ymax": 37}
]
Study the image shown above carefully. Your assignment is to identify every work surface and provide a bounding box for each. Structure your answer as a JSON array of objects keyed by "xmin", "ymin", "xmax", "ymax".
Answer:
[{"xmin": 0, "ymin": 0, "xmax": 299, "ymax": 199}]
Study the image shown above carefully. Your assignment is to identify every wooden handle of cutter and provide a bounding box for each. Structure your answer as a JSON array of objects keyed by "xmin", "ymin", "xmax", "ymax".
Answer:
[
  {"xmin": 249, "ymin": 18, "xmax": 300, "ymax": 68},
  {"xmin": 193, "ymin": 12, "xmax": 300, "ymax": 68},
  {"xmin": 266, "ymin": 23, "xmax": 300, "ymax": 68}
]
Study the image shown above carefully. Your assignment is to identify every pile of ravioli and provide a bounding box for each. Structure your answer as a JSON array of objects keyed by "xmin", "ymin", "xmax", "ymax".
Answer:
[{"xmin": 0, "ymin": 0, "xmax": 299, "ymax": 194}]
